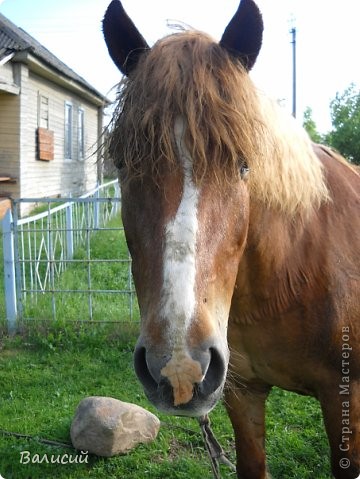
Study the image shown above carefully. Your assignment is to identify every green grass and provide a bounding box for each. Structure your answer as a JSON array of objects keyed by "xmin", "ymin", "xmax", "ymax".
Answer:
[{"xmin": 0, "ymin": 325, "xmax": 332, "ymax": 479}]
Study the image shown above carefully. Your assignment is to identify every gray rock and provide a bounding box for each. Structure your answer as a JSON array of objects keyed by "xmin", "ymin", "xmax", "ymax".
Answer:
[{"xmin": 70, "ymin": 396, "xmax": 160, "ymax": 457}]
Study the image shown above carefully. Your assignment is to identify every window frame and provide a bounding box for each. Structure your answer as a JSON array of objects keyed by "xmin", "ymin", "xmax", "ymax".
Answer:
[
  {"xmin": 38, "ymin": 93, "xmax": 49, "ymax": 130},
  {"xmin": 77, "ymin": 107, "xmax": 85, "ymax": 161},
  {"xmin": 64, "ymin": 101, "xmax": 73, "ymax": 161}
]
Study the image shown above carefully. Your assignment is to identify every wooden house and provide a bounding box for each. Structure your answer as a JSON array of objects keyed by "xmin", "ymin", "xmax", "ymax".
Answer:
[{"xmin": 0, "ymin": 12, "xmax": 108, "ymax": 216}]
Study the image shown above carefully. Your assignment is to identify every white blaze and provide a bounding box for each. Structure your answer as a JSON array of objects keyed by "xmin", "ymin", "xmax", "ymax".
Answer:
[{"xmin": 161, "ymin": 117, "xmax": 199, "ymax": 346}]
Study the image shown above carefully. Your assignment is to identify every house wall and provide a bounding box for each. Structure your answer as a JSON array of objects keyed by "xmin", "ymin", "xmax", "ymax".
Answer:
[
  {"xmin": 0, "ymin": 90, "xmax": 21, "ymax": 199},
  {"xmin": 0, "ymin": 56, "xmax": 103, "ymax": 217},
  {"xmin": 0, "ymin": 61, "xmax": 15, "ymax": 85},
  {"xmin": 19, "ymin": 70, "xmax": 99, "ymax": 203}
]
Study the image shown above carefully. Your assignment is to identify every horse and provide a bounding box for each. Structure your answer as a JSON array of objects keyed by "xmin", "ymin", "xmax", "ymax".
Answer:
[{"xmin": 102, "ymin": 1, "xmax": 360, "ymax": 477}]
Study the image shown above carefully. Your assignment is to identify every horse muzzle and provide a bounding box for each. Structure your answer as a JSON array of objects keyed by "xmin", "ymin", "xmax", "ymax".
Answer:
[{"xmin": 134, "ymin": 339, "xmax": 229, "ymax": 417}]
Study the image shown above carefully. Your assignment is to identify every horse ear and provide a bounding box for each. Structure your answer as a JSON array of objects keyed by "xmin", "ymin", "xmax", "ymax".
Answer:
[
  {"xmin": 103, "ymin": 0, "xmax": 149, "ymax": 76},
  {"xmin": 220, "ymin": 0, "xmax": 263, "ymax": 71}
]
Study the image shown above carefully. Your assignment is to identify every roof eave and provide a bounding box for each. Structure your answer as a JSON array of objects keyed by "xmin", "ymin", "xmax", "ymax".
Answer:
[
  {"xmin": 0, "ymin": 51, "xmax": 15, "ymax": 66},
  {"xmin": 12, "ymin": 50, "xmax": 110, "ymax": 107}
]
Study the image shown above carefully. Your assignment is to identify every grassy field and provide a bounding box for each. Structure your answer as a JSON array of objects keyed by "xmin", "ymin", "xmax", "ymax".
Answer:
[
  {"xmin": 0, "ymin": 216, "xmax": 333, "ymax": 478},
  {"xmin": 0, "ymin": 325, "xmax": 332, "ymax": 479}
]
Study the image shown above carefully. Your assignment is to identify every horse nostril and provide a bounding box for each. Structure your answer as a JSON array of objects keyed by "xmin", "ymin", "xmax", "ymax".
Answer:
[
  {"xmin": 134, "ymin": 346, "xmax": 157, "ymax": 391},
  {"xmin": 200, "ymin": 347, "xmax": 227, "ymax": 396},
  {"xmin": 134, "ymin": 342, "xmax": 227, "ymax": 413}
]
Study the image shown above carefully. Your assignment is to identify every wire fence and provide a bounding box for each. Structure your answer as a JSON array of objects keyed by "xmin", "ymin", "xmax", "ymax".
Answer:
[{"xmin": 2, "ymin": 180, "xmax": 139, "ymax": 333}]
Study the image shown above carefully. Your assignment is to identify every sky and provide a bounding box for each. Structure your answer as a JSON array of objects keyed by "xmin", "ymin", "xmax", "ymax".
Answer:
[{"xmin": 0, "ymin": 0, "xmax": 359, "ymax": 132}]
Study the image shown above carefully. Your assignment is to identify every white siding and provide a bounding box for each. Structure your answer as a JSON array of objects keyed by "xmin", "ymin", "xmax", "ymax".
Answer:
[
  {"xmin": 19, "ymin": 71, "xmax": 99, "ymax": 202},
  {"xmin": 0, "ymin": 62, "xmax": 15, "ymax": 86}
]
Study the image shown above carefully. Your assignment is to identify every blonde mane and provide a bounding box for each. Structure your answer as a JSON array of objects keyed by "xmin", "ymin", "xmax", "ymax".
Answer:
[{"xmin": 109, "ymin": 30, "xmax": 329, "ymax": 215}]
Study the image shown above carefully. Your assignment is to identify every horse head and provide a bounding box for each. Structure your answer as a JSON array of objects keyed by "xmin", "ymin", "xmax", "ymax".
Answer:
[{"xmin": 103, "ymin": 0, "xmax": 263, "ymax": 416}]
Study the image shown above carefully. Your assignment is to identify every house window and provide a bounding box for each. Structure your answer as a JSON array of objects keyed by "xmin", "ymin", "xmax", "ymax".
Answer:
[
  {"xmin": 38, "ymin": 94, "xmax": 49, "ymax": 129},
  {"xmin": 36, "ymin": 94, "xmax": 54, "ymax": 161},
  {"xmin": 78, "ymin": 108, "xmax": 85, "ymax": 160},
  {"xmin": 64, "ymin": 102, "xmax": 73, "ymax": 160}
]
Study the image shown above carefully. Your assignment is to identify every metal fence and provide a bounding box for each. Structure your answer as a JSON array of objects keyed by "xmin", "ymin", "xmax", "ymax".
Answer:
[{"xmin": 2, "ymin": 180, "xmax": 138, "ymax": 333}]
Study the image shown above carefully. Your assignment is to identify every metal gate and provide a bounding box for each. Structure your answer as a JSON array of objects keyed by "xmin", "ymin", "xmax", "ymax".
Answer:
[{"xmin": 2, "ymin": 181, "xmax": 138, "ymax": 333}]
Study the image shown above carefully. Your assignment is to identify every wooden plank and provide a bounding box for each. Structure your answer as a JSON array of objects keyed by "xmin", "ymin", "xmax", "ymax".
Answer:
[
  {"xmin": 39, "ymin": 144, "xmax": 54, "ymax": 155},
  {"xmin": 37, "ymin": 127, "xmax": 54, "ymax": 161},
  {"xmin": 0, "ymin": 198, "xmax": 11, "ymax": 219},
  {"xmin": 0, "ymin": 176, "xmax": 17, "ymax": 183},
  {"xmin": 38, "ymin": 150, "xmax": 54, "ymax": 161}
]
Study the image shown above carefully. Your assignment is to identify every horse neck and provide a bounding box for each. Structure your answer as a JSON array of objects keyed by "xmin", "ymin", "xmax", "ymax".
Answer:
[{"xmin": 233, "ymin": 199, "xmax": 319, "ymax": 322}]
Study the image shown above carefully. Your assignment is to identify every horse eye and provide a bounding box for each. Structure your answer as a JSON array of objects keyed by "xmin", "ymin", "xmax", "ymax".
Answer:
[{"xmin": 240, "ymin": 162, "xmax": 249, "ymax": 179}]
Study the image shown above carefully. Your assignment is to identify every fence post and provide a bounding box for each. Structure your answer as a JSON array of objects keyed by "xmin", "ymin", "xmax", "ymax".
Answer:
[
  {"xmin": 114, "ymin": 181, "xmax": 120, "ymax": 216},
  {"xmin": 2, "ymin": 208, "xmax": 17, "ymax": 334},
  {"xmin": 65, "ymin": 199, "xmax": 74, "ymax": 260},
  {"xmin": 94, "ymin": 184, "xmax": 100, "ymax": 229}
]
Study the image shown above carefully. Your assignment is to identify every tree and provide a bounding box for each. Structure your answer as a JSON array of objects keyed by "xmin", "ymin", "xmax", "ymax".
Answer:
[
  {"xmin": 302, "ymin": 107, "xmax": 322, "ymax": 143},
  {"xmin": 325, "ymin": 83, "xmax": 360, "ymax": 165}
]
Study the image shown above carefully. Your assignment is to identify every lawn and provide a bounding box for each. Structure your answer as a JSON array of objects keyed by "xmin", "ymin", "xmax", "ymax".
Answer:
[
  {"xmin": 0, "ymin": 215, "xmax": 332, "ymax": 478},
  {"xmin": 0, "ymin": 323, "xmax": 333, "ymax": 479}
]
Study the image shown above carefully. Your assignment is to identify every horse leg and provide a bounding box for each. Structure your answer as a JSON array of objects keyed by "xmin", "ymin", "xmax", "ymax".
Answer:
[
  {"xmin": 224, "ymin": 384, "xmax": 272, "ymax": 479},
  {"xmin": 319, "ymin": 381, "xmax": 360, "ymax": 479}
]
